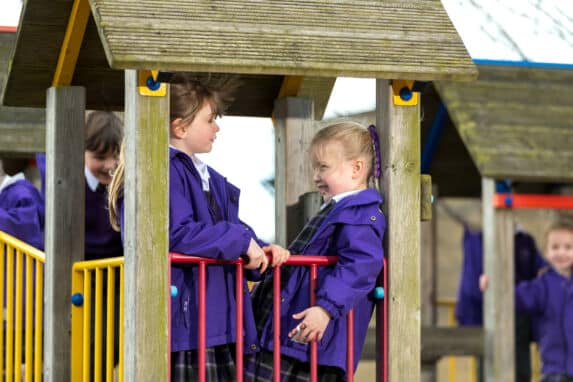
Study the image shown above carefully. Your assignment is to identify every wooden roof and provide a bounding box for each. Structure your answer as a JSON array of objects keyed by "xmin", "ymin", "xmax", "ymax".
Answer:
[
  {"xmin": 436, "ymin": 64, "xmax": 573, "ymax": 182},
  {"xmin": 0, "ymin": 29, "xmax": 45, "ymax": 155},
  {"xmin": 3, "ymin": 0, "xmax": 475, "ymax": 113}
]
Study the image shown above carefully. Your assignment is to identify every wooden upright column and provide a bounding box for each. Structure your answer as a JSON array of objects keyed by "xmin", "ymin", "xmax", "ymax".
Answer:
[
  {"xmin": 123, "ymin": 70, "xmax": 170, "ymax": 381},
  {"xmin": 376, "ymin": 79, "xmax": 421, "ymax": 382},
  {"xmin": 274, "ymin": 97, "xmax": 316, "ymax": 246},
  {"xmin": 44, "ymin": 86, "xmax": 85, "ymax": 381},
  {"xmin": 482, "ymin": 178, "xmax": 515, "ymax": 382}
]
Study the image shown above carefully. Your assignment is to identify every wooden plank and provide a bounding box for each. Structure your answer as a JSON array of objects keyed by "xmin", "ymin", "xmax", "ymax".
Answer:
[
  {"xmin": 420, "ymin": 185, "xmax": 437, "ymax": 381},
  {"xmin": 0, "ymin": 106, "xmax": 45, "ymax": 153},
  {"xmin": 89, "ymin": 0, "xmax": 476, "ymax": 80},
  {"xmin": 123, "ymin": 69, "xmax": 169, "ymax": 381},
  {"xmin": 376, "ymin": 79, "xmax": 421, "ymax": 381},
  {"xmin": 363, "ymin": 326, "xmax": 483, "ymax": 362},
  {"xmin": 482, "ymin": 178, "xmax": 515, "ymax": 382},
  {"xmin": 43, "ymin": 86, "xmax": 86, "ymax": 381},
  {"xmin": 273, "ymin": 97, "xmax": 315, "ymax": 246}
]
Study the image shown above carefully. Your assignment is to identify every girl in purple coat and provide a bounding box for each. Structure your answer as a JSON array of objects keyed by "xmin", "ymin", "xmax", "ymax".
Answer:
[
  {"xmin": 481, "ymin": 220, "xmax": 573, "ymax": 382},
  {"xmin": 247, "ymin": 122, "xmax": 386, "ymax": 381},
  {"xmin": 108, "ymin": 74, "xmax": 289, "ymax": 381}
]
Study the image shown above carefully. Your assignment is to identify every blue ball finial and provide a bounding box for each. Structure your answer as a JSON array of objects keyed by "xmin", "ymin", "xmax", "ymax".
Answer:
[
  {"xmin": 504, "ymin": 195, "xmax": 513, "ymax": 208},
  {"xmin": 71, "ymin": 293, "xmax": 84, "ymax": 307},
  {"xmin": 146, "ymin": 76, "xmax": 161, "ymax": 91},
  {"xmin": 373, "ymin": 286, "xmax": 385, "ymax": 300},
  {"xmin": 399, "ymin": 87, "xmax": 413, "ymax": 101},
  {"xmin": 171, "ymin": 285, "xmax": 178, "ymax": 298}
]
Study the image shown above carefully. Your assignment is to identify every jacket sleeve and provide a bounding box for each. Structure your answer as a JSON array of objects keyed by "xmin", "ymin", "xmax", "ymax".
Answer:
[
  {"xmin": 0, "ymin": 192, "xmax": 44, "ymax": 249},
  {"xmin": 168, "ymin": 170, "xmax": 252, "ymax": 261},
  {"xmin": 515, "ymin": 277, "xmax": 546, "ymax": 315},
  {"xmin": 315, "ymin": 222, "xmax": 384, "ymax": 320}
]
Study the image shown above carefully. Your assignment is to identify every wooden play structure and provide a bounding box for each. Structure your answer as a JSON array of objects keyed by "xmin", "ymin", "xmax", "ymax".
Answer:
[{"xmin": 1, "ymin": 1, "xmax": 479, "ymax": 381}]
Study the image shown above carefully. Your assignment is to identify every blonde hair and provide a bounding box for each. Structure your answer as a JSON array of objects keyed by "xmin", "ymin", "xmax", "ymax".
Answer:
[
  {"xmin": 107, "ymin": 73, "xmax": 238, "ymax": 231},
  {"xmin": 542, "ymin": 219, "xmax": 573, "ymax": 251},
  {"xmin": 311, "ymin": 121, "xmax": 378, "ymax": 188}
]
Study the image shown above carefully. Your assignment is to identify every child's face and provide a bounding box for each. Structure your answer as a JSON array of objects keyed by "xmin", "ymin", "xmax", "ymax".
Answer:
[
  {"xmin": 85, "ymin": 150, "xmax": 118, "ymax": 185},
  {"xmin": 311, "ymin": 140, "xmax": 365, "ymax": 202},
  {"xmin": 545, "ymin": 228, "xmax": 573, "ymax": 277},
  {"xmin": 180, "ymin": 102, "xmax": 220, "ymax": 155}
]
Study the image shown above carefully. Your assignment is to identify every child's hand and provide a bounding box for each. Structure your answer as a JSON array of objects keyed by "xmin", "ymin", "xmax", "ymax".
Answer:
[
  {"xmin": 244, "ymin": 239, "xmax": 269, "ymax": 273},
  {"xmin": 262, "ymin": 244, "xmax": 290, "ymax": 267},
  {"xmin": 479, "ymin": 274, "xmax": 489, "ymax": 292},
  {"xmin": 288, "ymin": 306, "xmax": 331, "ymax": 343}
]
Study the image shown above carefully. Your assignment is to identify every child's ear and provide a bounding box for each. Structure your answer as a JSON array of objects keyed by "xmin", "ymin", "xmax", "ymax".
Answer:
[
  {"xmin": 352, "ymin": 159, "xmax": 365, "ymax": 178},
  {"xmin": 170, "ymin": 118, "xmax": 186, "ymax": 138}
]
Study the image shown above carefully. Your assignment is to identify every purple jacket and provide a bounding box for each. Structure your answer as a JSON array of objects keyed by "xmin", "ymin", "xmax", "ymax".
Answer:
[
  {"xmin": 0, "ymin": 178, "xmax": 44, "ymax": 250},
  {"xmin": 515, "ymin": 269, "xmax": 573, "ymax": 375},
  {"xmin": 257, "ymin": 188, "xmax": 385, "ymax": 374},
  {"xmin": 119, "ymin": 147, "xmax": 264, "ymax": 353}
]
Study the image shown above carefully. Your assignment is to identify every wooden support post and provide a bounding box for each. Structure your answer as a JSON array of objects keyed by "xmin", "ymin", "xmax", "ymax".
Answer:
[
  {"xmin": 421, "ymin": 184, "xmax": 437, "ymax": 382},
  {"xmin": 376, "ymin": 79, "xmax": 421, "ymax": 382},
  {"xmin": 123, "ymin": 70, "xmax": 170, "ymax": 381},
  {"xmin": 274, "ymin": 97, "xmax": 315, "ymax": 246},
  {"xmin": 44, "ymin": 86, "xmax": 85, "ymax": 381},
  {"xmin": 482, "ymin": 178, "xmax": 515, "ymax": 382}
]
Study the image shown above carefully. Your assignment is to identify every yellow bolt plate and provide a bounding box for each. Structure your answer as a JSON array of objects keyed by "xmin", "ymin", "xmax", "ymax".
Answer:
[
  {"xmin": 391, "ymin": 80, "xmax": 419, "ymax": 106},
  {"xmin": 138, "ymin": 70, "xmax": 167, "ymax": 96}
]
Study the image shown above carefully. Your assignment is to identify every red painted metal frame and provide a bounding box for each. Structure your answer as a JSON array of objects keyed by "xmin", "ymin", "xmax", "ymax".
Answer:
[
  {"xmin": 494, "ymin": 193, "xmax": 573, "ymax": 209},
  {"xmin": 169, "ymin": 253, "xmax": 386, "ymax": 382}
]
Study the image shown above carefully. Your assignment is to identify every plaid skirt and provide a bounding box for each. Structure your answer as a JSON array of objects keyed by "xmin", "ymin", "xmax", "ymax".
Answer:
[
  {"xmin": 244, "ymin": 349, "xmax": 345, "ymax": 382},
  {"xmin": 171, "ymin": 344, "xmax": 236, "ymax": 382}
]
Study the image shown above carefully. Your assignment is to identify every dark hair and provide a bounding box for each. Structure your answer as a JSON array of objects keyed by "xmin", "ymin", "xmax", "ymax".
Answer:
[
  {"xmin": 0, "ymin": 158, "xmax": 29, "ymax": 176},
  {"xmin": 85, "ymin": 111, "xmax": 123, "ymax": 155},
  {"xmin": 169, "ymin": 73, "xmax": 238, "ymax": 123}
]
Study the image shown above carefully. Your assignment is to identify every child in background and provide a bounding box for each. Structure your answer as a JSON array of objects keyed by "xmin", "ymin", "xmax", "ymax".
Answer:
[
  {"xmin": 35, "ymin": 111, "xmax": 124, "ymax": 260},
  {"xmin": 480, "ymin": 220, "xmax": 573, "ymax": 382},
  {"xmin": 0, "ymin": 158, "xmax": 44, "ymax": 249},
  {"xmin": 108, "ymin": 73, "xmax": 289, "ymax": 381},
  {"xmin": 247, "ymin": 122, "xmax": 386, "ymax": 381}
]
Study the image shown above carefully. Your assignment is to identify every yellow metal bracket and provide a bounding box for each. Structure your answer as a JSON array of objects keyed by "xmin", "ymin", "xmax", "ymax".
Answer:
[
  {"xmin": 277, "ymin": 76, "xmax": 304, "ymax": 99},
  {"xmin": 138, "ymin": 70, "xmax": 167, "ymax": 96},
  {"xmin": 391, "ymin": 80, "xmax": 419, "ymax": 106},
  {"xmin": 52, "ymin": 0, "xmax": 91, "ymax": 86}
]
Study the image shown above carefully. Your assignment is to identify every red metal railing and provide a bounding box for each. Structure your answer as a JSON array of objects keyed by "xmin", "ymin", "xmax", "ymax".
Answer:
[
  {"xmin": 169, "ymin": 253, "xmax": 387, "ymax": 382},
  {"xmin": 494, "ymin": 193, "xmax": 573, "ymax": 209}
]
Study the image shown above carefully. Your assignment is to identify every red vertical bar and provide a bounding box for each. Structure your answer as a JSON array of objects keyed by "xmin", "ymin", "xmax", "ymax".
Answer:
[
  {"xmin": 346, "ymin": 310, "xmax": 354, "ymax": 382},
  {"xmin": 198, "ymin": 261, "xmax": 207, "ymax": 382},
  {"xmin": 309, "ymin": 264, "xmax": 318, "ymax": 382},
  {"xmin": 235, "ymin": 263, "xmax": 244, "ymax": 382},
  {"xmin": 273, "ymin": 265, "xmax": 281, "ymax": 382},
  {"xmin": 383, "ymin": 258, "xmax": 388, "ymax": 382}
]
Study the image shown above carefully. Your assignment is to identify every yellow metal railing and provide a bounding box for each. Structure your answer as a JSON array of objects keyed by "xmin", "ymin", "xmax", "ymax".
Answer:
[
  {"xmin": 71, "ymin": 257, "xmax": 124, "ymax": 382},
  {"xmin": 0, "ymin": 231, "xmax": 45, "ymax": 382}
]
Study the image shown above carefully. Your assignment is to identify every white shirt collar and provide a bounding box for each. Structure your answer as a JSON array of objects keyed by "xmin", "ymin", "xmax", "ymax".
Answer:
[
  {"xmin": 170, "ymin": 145, "xmax": 210, "ymax": 191},
  {"xmin": 85, "ymin": 166, "xmax": 100, "ymax": 192},
  {"xmin": 0, "ymin": 172, "xmax": 26, "ymax": 194},
  {"xmin": 321, "ymin": 189, "xmax": 363, "ymax": 209}
]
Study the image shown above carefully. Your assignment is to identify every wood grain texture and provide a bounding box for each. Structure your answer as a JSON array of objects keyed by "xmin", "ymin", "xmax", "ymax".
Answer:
[
  {"xmin": 0, "ymin": 106, "xmax": 45, "ymax": 154},
  {"xmin": 88, "ymin": 0, "xmax": 476, "ymax": 80},
  {"xmin": 43, "ymin": 86, "xmax": 86, "ymax": 381},
  {"xmin": 123, "ymin": 70, "xmax": 169, "ymax": 381},
  {"xmin": 436, "ymin": 65, "xmax": 573, "ymax": 181},
  {"xmin": 482, "ymin": 178, "xmax": 515, "ymax": 382},
  {"xmin": 376, "ymin": 79, "xmax": 421, "ymax": 381}
]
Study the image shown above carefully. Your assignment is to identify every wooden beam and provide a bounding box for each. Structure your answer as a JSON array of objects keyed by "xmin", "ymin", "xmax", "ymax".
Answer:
[
  {"xmin": 43, "ymin": 86, "xmax": 86, "ymax": 381},
  {"xmin": 274, "ymin": 97, "xmax": 315, "ymax": 246},
  {"xmin": 277, "ymin": 76, "xmax": 335, "ymax": 120},
  {"xmin": 363, "ymin": 326, "xmax": 483, "ymax": 362},
  {"xmin": 0, "ymin": 107, "xmax": 45, "ymax": 154},
  {"xmin": 482, "ymin": 178, "xmax": 515, "ymax": 382},
  {"xmin": 52, "ymin": 0, "xmax": 91, "ymax": 86},
  {"xmin": 376, "ymin": 79, "xmax": 421, "ymax": 382},
  {"xmin": 123, "ymin": 70, "xmax": 169, "ymax": 381}
]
